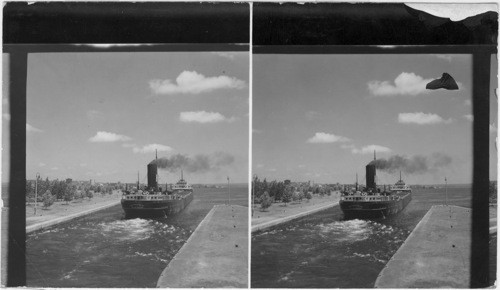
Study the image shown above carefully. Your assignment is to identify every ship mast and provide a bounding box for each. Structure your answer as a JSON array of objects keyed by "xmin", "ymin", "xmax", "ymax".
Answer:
[
  {"xmin": 155, "ymin": 149, "xmax": 158, "ymax": 187},
  {"xmin": 355, "ymin": 173, "xmax": 358, "ymax": 191},
  {"xmin": 374, "ymin": 150, "xmax": 377, "ymax": 189},
  {"xmin": 137, "ymin": 171, "xmax": 140, "ymax": 190}
]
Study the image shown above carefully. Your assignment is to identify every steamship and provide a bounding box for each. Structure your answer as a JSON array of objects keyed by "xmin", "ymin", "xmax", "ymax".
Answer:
[
  {"xmin": 121, "ymin": 154, "xmax": 193, "ymax": 218},
  {"xmin": 339, "ymin": 153, "xmax": 412, "ymax": 219},
  {"xmin": 172, "ymin": 170, "xmax": 193, "ymax": 193}
]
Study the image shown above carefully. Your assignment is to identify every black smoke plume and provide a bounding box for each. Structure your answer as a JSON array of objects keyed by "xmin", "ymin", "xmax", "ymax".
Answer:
[
  {"xmin": 150, "ymin": 152, "xmax": 235, "ymax": 173},
  {"xmin": 369, "ymin": 153, "xmax": 452, "ymax": 174}
]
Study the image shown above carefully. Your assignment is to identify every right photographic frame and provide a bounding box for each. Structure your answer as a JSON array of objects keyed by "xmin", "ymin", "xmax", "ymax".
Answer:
[{"xmin": 251, "ymin": 3, "xmax": 497, "ymax": 288}]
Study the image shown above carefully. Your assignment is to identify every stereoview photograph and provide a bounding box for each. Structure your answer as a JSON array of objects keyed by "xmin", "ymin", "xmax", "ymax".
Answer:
[
  {"xmin": 3, "ymin": 50, "xmax": 249, "ymax": 287},
  {"xmin": 251, "ymin": 53, "xmax": 497, "ymax": 288}
]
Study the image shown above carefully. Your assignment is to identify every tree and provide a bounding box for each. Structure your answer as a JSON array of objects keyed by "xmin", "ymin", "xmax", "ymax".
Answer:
[
  {"xmin": 305, "ymin": 191, "xmax": 312, "ymax": 202},
  {"xmin": 63, "ymin": 186, "xmax": 75, "ymax": 204},
  {"xmin": 42, "ymin": 190, "xmax": 55, "ymax": 208},
  {"xmin": 298, "ymin": 191, "xmax": 305, "ymax": 201},
  {"xmin": 52, "ymin": 180, "xmax": 68, "ymax": 201},
  {"xmin": 86, "ymin": 189, "xmax": 94, "ymax": 200},
  {"xmin": 260, "ymin": 191, "xmax": 272, "ymax": 211},
  {"xmin": 282, "ymin": 187, "xmax": 292, "ymax": 206},
  {"xmin": 292, "ymin": 191, "xmax": 300, "ymax": 202},
  {"xmin": 26, "ymin": 180, "xmax": 34, "ymax": 200}
]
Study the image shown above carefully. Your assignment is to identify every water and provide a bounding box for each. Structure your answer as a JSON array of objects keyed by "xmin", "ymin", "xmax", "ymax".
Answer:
[
  {"xmin": 27, "ymin": 186, "xmax": 248, "ymax": 288},
  {"xmin": 251, "ymin": 186, "xmax": 474, "ymax": 288}
]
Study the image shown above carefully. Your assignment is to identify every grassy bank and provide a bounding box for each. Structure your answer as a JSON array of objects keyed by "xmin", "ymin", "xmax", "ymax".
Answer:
[
  {"xmin": 251, "ymin": 192, "xmax": 341, "ymax": 231},
  {"xmin": 26, "ymin": 190, "xmax": 122, "ymax": 228}
]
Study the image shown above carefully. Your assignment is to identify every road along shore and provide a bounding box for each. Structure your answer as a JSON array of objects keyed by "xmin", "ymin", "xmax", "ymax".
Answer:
[
  {"xmin": 252, "ymin": 193, "xmax": 341, "ymax": 232},
  {"xmin": 375, "ymin": 205, "xmax": 471, "ymax": 288},
  {"xmin": 157, "ymin": 204, "xmax": 248, "ymax": 288}
]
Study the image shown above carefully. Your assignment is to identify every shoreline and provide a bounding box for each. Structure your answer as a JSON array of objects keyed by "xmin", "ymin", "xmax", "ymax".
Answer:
[
  {"xmin": 251, "ymin": 192, "xmax": 341, "ymax": 232},
  {"xmin": 25, "ymin": 191, "xmax": 122, "ymax": 233},
  {"xmin": 26, "ymin": 200, "xmax": 121, "ymax": 234}
]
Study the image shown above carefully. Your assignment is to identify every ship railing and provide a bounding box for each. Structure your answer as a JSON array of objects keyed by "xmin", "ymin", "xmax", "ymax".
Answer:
[
  {"xmin": 341, "ymin": 195, "xmax": 400, "ymax": 202},
  {"xmin": 122, "ymin": 194, "xmax": 174, "ymax": 200}
]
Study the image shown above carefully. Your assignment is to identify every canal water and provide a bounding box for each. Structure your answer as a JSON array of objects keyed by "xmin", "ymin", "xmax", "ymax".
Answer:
[
  {"xmin": 27, "ymin": 185, "xmax": 248, "ymax": 288},
  {"xmin": 251, "ymin": 186, "xmax": 476, "ymax": 288}
]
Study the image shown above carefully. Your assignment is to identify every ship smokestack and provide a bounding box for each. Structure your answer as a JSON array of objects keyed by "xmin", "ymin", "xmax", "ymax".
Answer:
[
  {"xmin": 366, "ymin": 161, "xmax": 376, "ymax": 191},
  {"xmin": 148, "ymin": 161, "xmax": 158, "ymax": 190}
]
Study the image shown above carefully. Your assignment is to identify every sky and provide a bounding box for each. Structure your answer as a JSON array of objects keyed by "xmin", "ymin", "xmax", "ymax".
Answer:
[
  {"xmin": 253, "ymin": 54, "xmax": 498, "ymax": 185},
  {"xmin": 3, "ymin": 51, "xmax": 249, "ymax": 184}
]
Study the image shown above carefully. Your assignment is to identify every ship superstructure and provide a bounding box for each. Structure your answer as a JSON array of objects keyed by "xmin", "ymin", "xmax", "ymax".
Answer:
[{"xmin": 172, "ymin": 170, "xmax": 193, "ymax": 193}]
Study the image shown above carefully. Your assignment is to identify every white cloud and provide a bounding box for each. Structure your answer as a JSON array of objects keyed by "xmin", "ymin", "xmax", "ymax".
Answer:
[
  {"xmin": 149, "ymin": 71, "xmax": 245, "ymax": 95},
  {"xmin": 180, "ymin": 111, "xmax": 235, "ymax": 124},
  {"xmin": 211, "ymin": 52, "xmax": 236, "ymax": 60},
  {"xmin": 398, "ymin": 112, "xmax": 452, "ymax": 125},
  {"xmin": 3, "ymin": 116, "xmax": 44, "ymax": 133},
  {"xmin": 89, "ymin": 131, "xmax": 131, "ymax": 142},
  {"xmin": 132, "ymin": 143, "xmax": 173, "ymax": 154},
  {"xmin": 38, "ymin": 162, "xmax": 46, "ymax": 167},
  {"xmin": 464, "ymin": 114, "xmax": 474, "ymax": 121},
  {"xmin": 307, "ymin": 132, "xmax": 350, "ymax": 144},
  {"xmin": 51, "ymin": 167, "xmax": 59, "ymax": 170},
  {"xmin": 351, "ymin": 144, "xmax": 392, "ymax": 155},
  {"xmin": 368, "ymin": 72, "xmax": 433, "ymax": 96},
  {"xmin": 26, "ymin": 123, "xmax": 43, "ymax": 133},
  {"xmin": 80, "ymin": 163, "xmax": 87, "ymax": 167},
  {"xmin": 253, "ymin": 129, "xmax": 263, "ymax": 134}
]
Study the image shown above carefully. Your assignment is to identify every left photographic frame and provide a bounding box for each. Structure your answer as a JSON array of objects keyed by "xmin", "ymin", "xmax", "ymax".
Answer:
[{"xmin": 2, "ymin": 2, "xmax": 250, "ymax": 288}]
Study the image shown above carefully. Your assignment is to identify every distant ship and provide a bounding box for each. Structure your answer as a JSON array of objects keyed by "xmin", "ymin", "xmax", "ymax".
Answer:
[
  {"xmin": 339, "ymin": 153, "xmax": 412, "ymax": 219},
  {"xmin": 172, "ymin": 170, "xmax": 193, "ymax": 193},
  {"xmin": 121, "ymin": 153, "xmax": 193, "ymax": 218}
]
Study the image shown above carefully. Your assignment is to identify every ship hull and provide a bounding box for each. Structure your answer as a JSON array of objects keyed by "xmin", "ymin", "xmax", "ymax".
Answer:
[
  {"xmin": 340, "ymin": 192, "xmax": 412, "ymax": 219},
  {"xmin": 121, "ymin": 192, "xmax": 193, "ymax": 218}
]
